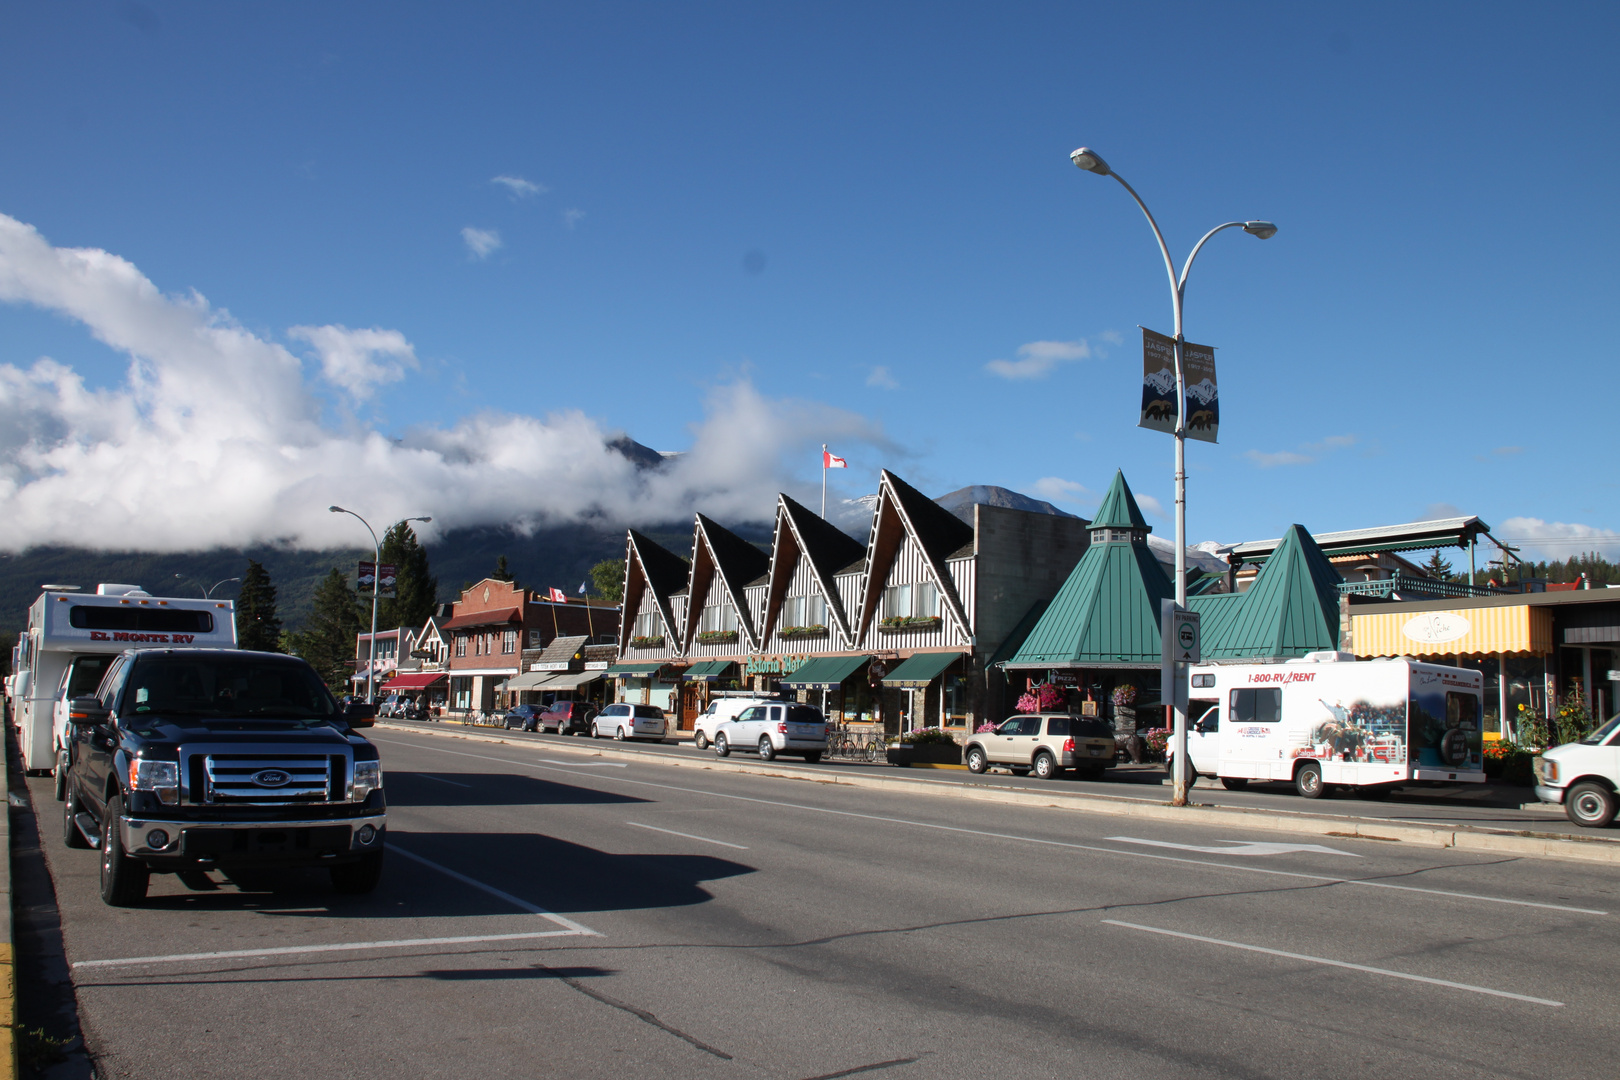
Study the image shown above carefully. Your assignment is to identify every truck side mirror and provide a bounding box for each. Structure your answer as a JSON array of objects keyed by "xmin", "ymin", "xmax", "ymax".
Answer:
[
  {"xmin": 343, "ymin": 701, "xmax": 377, "ymax": 727},
  {"xmin": 68, "ymin": 695, "xmax": 110, "ymax": 726}
]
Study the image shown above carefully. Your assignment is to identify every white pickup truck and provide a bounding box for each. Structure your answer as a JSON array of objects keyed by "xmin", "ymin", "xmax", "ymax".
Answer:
[{"xmin": 1535, "ymin": 713, "xmax": 1620, "ymax": 827}]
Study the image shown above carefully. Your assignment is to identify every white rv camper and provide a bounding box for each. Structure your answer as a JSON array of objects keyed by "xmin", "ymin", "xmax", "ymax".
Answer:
[
  {"xmin": 1177, "ymin": 653, "xmax": 1485, "ymax": 797},
  {"xmin": 11, "ymin": 584, "xmax": 237, "ymax": 774}
]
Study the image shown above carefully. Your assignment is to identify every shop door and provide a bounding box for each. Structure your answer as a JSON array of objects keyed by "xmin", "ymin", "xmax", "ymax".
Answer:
[{"xmin": 680, "ymin": 684, "xmax": 703, "ymax": 730}]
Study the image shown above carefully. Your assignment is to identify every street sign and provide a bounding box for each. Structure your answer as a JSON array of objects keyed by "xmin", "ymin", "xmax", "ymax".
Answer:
[{"xmin": 1175, "ymin": 610, "xmax": 1200, "ymax": 664}]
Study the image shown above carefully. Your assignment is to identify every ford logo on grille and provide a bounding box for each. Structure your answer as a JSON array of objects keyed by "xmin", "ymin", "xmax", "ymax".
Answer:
[{"xmin": 251, "ymin": 769, "xmax": 292, "ymax": 788}]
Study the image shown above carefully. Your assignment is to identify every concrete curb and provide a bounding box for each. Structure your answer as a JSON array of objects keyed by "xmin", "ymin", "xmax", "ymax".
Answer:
[
  {"xmin": 2, "ymin": 716, "xmax": 16, "ymax": 1080},
  {"xmin": 374, "ymin": 721, "xmax": 1620, "ymax": 866}
]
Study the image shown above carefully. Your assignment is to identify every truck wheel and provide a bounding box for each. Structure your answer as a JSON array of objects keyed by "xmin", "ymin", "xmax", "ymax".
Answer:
[
  {"xmin": 63, "ymin": 785, "xmax": 93, "ymax": 849},
  {"xmin": 99, "ymin": 796, "xmax": 149, "ymax": 907},
  {"xmin": 1221, "ymin": 777, "xmax": 1249, "ymax": 791},
  {"xmin": 715, "ymin": 733, "xmax": 731, "ymax": 758},
  {"xmin": 693, "ymin": 731, "xmax": 709, "ymax": 750},
  {"xmin": 1294, "ymin": 762, "xmax": 1326, "ymax": 799},
  {"xmin": 1033, "ymin": 752, "xmax": 1059, "ymax": 780},
  {"xmin": 1566, "ymin": 782, "xmax": 1617, "ymax": 828},
  {"xmin": 331, "ymin": 851, "xmax": 385, "ymax": 894},
  {"xmin": 966, "ymin": 747, "xmax": 987, "ymax": 774},
  {"xmin": 758, "ymin": 736, "xmax": 776, "ymax": 762}
]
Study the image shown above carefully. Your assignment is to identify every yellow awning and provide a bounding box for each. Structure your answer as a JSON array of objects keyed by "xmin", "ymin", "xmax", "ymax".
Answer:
[{"xmin": 1351, "ymin": 604, "xmax": 1553, "ymax": 658}]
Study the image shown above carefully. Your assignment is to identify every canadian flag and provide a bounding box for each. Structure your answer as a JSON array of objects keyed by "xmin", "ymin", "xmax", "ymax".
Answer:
[
  {"xmin": 823, "ymin": 449, "xmax": 847, "ymax": 469},
  {"xmin": 547, "ymin": 587, "xmax": 568, "ymax": 602}
]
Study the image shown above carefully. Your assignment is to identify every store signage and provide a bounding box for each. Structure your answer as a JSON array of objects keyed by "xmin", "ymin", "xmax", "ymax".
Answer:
[
  {"xmin": 1401, "ymin": 612, "xmax": 1471, "ymax": 644},
  {"xmin": 744, "ymin": 655, "xmax": 810, "ymax": 675},
  {"xmin": 1140, "ymin": 328, "xmax": 1218, "ymax": 443}
]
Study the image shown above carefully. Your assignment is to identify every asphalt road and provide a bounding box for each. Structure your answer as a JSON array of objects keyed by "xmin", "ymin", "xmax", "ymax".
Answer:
[{"xmin": 25, "ymin": 727, "xmax": 1620, "ymax": 1080}]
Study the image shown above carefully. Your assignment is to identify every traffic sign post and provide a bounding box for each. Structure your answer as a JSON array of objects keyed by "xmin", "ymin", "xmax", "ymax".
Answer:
[{"xmin": 1161, "ymin": 601, "xmax": 1199, "ymax": 805}]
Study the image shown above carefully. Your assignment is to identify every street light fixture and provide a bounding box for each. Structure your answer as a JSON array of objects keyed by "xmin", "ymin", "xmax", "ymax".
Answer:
[
  {"xmin": 207, "ymin": 577, "xmax": 240, "ymax": 599},
  {"xmin": 1070, "ymin": 145, "xmax": 1275, "ymax": 805},
  {"xmin": 329, "ymin": 507, "xmax": 433, "ymax": 704}
]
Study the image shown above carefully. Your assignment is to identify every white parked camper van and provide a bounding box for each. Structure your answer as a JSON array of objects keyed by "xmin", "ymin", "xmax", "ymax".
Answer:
[
  {"xmin": 10, "ymin": 584, "xmax": 237, "ymax": 776},
  {"xmin": 1175, "ymin": 653, "xmax": 1485, "ymax": 798}
]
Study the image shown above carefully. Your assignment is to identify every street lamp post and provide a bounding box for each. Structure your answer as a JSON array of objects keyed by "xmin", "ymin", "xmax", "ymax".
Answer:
[
  {"xmin": 1070, "ymin": 146, "xmax": 1276, "ymax": 806},
  {"xmin": 174, "ymin": 574, "xmax": 241, "ymax": 599},
  {"xmin": 329, "ymin": 507, "xmax": 433, "ymax": 704}
]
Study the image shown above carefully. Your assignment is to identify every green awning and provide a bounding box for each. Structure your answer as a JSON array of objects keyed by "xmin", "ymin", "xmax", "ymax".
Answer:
[
  {"xmin": 882, "ymin": 651, "xmax": 963, "ymax": 688},
  {"xmin": 780, "ymin": 655, "xmax": 870, "ymax": 689},
  {"xmin": 606, "ymin": 662, "xmax": 664, "ymax": 675},
  {"xmin": 683, "ymin": 660, "xmax": 736, "ymax": 682}
]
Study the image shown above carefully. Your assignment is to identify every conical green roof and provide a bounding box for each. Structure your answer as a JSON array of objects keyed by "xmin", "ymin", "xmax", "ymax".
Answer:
[
  {"xmin": 1199, "ymin": 524, "xmax": 1343, "ymax": 659},
  {"xmin": 1090, "ymin": 470, "xmax": 1151, "ymax": 532}
]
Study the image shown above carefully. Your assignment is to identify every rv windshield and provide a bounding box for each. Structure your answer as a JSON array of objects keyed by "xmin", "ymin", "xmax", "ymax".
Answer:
[
  {"xmin": 123, "ymin": 657, "xmax": 339, "ymax": 722},
  {"xmin": 1580, "ymin": 714, "xmax": 1620, "ymax": 746}
]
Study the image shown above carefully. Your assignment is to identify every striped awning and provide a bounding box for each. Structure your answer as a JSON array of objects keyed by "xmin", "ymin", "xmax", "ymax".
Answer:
[{"xmin": 1352, "ymin": 604, "xmax": 1553, "ymax": 658}]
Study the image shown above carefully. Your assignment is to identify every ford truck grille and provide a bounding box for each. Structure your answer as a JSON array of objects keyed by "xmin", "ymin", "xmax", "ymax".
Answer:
[{"xmin": 201, "ymin": 754, "xmax": 336, "ymax": 804}]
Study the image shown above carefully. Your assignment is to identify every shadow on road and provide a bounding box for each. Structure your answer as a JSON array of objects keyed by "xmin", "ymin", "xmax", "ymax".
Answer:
[{"xmin": 385, "ymin": 769, "xmax": 652, "ymax": 807}]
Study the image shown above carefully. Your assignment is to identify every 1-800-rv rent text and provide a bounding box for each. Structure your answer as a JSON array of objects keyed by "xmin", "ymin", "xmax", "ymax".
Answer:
[{"xmin": 1180, "ymin": 655, "xmax": 1485, "ymax": 797}]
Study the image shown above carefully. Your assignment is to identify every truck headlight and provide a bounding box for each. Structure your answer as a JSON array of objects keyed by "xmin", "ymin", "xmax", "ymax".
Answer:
[
  {"xmin": 1537, "ymin": 757, "xmax": 1558, "ymax": 784},
  {"xmin": 352, "ymin": 760, "xmax": 382, "ymax": 801},
  {"xmin": 129, "ymin": 759, "xmax": 180, "ymax": 805}
]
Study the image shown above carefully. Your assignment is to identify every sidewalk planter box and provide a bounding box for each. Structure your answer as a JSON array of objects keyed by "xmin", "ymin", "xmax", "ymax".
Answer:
[{"xmin": 887, "ymin": 743, "xmax": 962, "ymax": 767}]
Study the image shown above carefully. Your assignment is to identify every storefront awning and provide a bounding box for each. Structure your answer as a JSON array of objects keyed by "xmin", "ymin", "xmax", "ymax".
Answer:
[
  {"xmin": 504, "ymin": 671, "xmax": 557, "ymax": 691},
  {"xmin": 881, "ymin": 651, "xmax": 963, "ymax": 688},
  {"xmin": 544, "ymin": 671, "xmax": 604, "ymax": 690},
  {"xmin": 606, "ymin": 662, "xmax": 665, "ymax": 675},
  {"xmin": 780, "ymin": 655, "xmax": 870, "ymax": 689},
  {"xmin": 382, "ymin": 672, "xmax": 447, "ymax": 690},
  {"xmin": 1352, "ymin": 604, "xmax": 1554, "ymax": 658},
  {"xmin": 683, "ymin": 660, "xmax": 736, "ymax": 682},
  {"xmin": 440, "ymin": 608, "xmax": 523, "ymax": 631}
]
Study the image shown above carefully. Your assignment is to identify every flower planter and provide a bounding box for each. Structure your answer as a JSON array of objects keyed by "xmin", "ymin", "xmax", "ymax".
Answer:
[
  {"xmin": 779, "ymin": 626, "xmax": 829, "ymax": 640},
  {"xmin": 887, "ymin": 742, "xmax": 963, "ymax": 767},
  {"xmin": 696, "ymin": 631, "xmax": 739, "ymax": 645},
  {"xmin": 878, "ymin": 617, "xmax": 942, "ymax": 634}
]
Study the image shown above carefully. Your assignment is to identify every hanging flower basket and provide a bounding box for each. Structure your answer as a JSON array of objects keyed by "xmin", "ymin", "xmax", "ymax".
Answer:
[
  {"xmin": 696, "ymin": 630, "xmax": 739, "ymax": 645},
  {"xmin": 878, "ymin": 616, "xmax": 942, "ymax": 633}
]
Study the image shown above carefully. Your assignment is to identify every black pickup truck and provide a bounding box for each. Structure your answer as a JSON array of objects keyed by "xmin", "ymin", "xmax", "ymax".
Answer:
[{"xmin": 61, "ymin": 648, "xmax": 387, "ymax": 906}]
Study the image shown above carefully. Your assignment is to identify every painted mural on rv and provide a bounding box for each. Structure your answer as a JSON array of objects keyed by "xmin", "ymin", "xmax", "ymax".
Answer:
[
  {"xmin": 1298, "ymin": 693, "xmax": 1408, "ymax": 764},
  {"xmin": 1407, "ymin": 667, "xmax": 1483, "ymax": 770}
]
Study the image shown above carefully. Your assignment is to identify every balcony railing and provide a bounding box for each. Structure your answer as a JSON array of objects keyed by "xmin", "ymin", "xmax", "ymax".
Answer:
[{"xmin": 1337, "ymin": 572, "xmax": 1511, "ymax": 600}]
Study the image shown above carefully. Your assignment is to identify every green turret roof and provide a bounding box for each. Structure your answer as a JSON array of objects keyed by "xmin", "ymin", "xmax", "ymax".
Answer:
[
  {"xmin": 1090, "ymin": 470, "xmax": 1151, "ymax": 532},
  {"xmin": 1193, "ymin": 524, "xmax": 1342, "ymax": 659}
]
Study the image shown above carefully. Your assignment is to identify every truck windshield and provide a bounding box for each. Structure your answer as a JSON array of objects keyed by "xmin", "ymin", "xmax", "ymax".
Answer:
[
  {"xmin": 124, "ymin": 657, "xmax": 338, "ymax": 721},
  {"xmin": 1580, "ymin": 714, "xmax": 1620, "ymax": 746}
]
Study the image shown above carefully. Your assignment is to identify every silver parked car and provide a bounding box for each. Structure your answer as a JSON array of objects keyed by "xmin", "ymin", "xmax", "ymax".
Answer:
[
  {"xmin": 715, "ymin": 702, "xmax": 827, "ymax": 762},
  {"xmin": 692, "ymin": 696, "xmax": 776, "ymax": 750},
  {"xmin": 963, "ymin": 713, "xmax": 1116, "ymax": 779},
  {"xmin": 592, "ymin": 703, "xmax": 668, "ymax": 741}
]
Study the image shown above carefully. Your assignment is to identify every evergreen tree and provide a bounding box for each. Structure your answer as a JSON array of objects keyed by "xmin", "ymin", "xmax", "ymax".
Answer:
[
  {"xmin": 1420, "ymin": 550, "xmax": 1453, "ymax": 581},
  {"xmin": 378, "ymin": 522, "xmax": 438, "ymax": 630},
  {"xmin": 492, "ymin": 554, "xmax": 514, "ymax": 583},
  {"xmin": 286, "ymin": 568, "xmax": 363, "ymax": 693},
  {"xmin": 235, "ymin": 559, "xmax": 284, "ymax": 651},
  {"xmin": 589, "ymin": 558, "xmax": 626, "ymax": 604}
]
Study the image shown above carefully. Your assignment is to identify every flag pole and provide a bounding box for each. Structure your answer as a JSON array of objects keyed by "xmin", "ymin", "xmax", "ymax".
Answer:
[
  {"xmin": 821, "ymin": 444, "xmax": 827, "ymax": 518},
  {"xmin": 583, "ymin": 589, "xmax": 596, "ymax": 644},
  {"xmin": 549, "ymin": 591, "xmax": 560, "ymax": 642}
]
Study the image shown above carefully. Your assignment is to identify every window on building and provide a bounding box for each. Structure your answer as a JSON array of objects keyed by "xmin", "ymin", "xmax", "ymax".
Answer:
[
  {"xmin": 782, "ymin": 594, "xmax": 826, "ymax": 628},
  {"xmin": 454, "ymin": 636, "xmax": 467, "ymax": 658},
  {"xmin": 883, "ymin": 581, "xmax": 938, "ymax": 619},
  {"xmin": 633, "ymin": 610, "xmax": 660, "ymax": 638},
  {"xmin": 528, "ymin": 629, "xmax": 541, "ymax": 647},
  {"xmin": 699, "ymin": 599, "xmax": 738, "ymax": 633},
  {"xmin": 502, "ymin": 629, "xmax": 517, "ymax": 654}
]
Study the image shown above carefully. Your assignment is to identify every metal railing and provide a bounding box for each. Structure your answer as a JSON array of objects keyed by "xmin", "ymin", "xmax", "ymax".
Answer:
[{"xmin": 1337, "ymin": 573, "xmax": 1511, "ymax": 600}]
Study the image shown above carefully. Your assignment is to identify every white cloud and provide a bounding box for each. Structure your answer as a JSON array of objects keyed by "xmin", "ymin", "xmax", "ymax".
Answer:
[
  {"xmin": 461, "ymin": 227, "xmax": 502, "ymax": 259},
  {"xmin": 1244, "ymin": 449, "xmax": 1314, "ymax": 468},
  {"xmin": 1031, "ymin": 476, "xmax": 1090, "ymax": 504},
  {"xmin": 1423, "ymin": 502, "xmax": 1464, "ymax": 521},
  {"xmin": 1494, "ymin": 517, "xmax": 1620, "ymax": 561},
  {"xmin": 492, "ymin": 175, "xmax": 546, "ymax": 198},
  {"xmin": 562, "ymin": 208, "xmax": 586, "ymax": 229},
  {"xmin": 1311, "ymin": 434, "xmax": 1357, "ymax": 450},
  {"xmin": 0, "ymin": 212, "xmax": 892, "ymax": 552},
  {"xmin": 288, "ymin": 324, "xmax": 417, "ymax": 401},
  {"xmin": 1136, "ymin": 493, "xmax": 1166, "ymax": 517},
  {"xmin": 866, "ymin": 366, "xmax": 898, "ymax": 390},
  {"xmin": 1098, "ymin": 329, "xmax": 1124, "ymax": 346},
  {"xmin": 985, "ymin": 339, "xmax": 1090, "ymax": 380}
]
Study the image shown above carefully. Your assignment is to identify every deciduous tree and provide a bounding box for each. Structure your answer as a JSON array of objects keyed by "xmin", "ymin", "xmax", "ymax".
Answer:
[{"xmin": 589, "ymin": 558, "xmax": 625, "ymax": 604}]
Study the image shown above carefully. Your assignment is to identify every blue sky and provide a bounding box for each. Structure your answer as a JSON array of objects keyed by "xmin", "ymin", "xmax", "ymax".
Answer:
[{"xmin": 0, "ymin": 2, "xmax": 1616, "ymax": 563}]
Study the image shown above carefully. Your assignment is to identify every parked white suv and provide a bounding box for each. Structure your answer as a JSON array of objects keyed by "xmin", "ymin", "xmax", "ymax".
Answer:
[
  {"xmin": 1535, "ymin": 713, "xmax": 1620, "ymax": 827},
  {"xmin": 715, "ymin": 702, "xmax": 827, "ymax": 762},
  {"xmin": 964, "ymin": 713, "xmax": 1117, "ymax": 780},
  {"xmin": 592, "ymin": 703, "xmax": 669, "ymax": 741},
  {"xmin": 692, "ymin": 697, "xmax": 776, "ymax": 750}
]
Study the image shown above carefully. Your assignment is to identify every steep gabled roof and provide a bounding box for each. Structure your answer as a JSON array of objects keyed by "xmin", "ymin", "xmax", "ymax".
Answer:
[
  {"xmin": 1200, "ymin": 524, "xmax": 1343, "ymax": 659},
  {"xmin": 1090, "ymin": 470, "xmax": 1151, "ymax": 531},
  {"xmin": 1003, "ymin": 531, "xmax": 1173, "ymax": 667},
  {"xmin": 619, "ymin": 530, "xmax": 689, "ymax": 651},
  {"xmin": 765, "ymin": 494, "xmax": 867, "ymax": 645},
  {"xmin": 684, "ymin": 515, "xmax": 771, "ymax": 651},
  {"xmin": 856, "ymin": 471, "xmax": 976, "ymax": 640}
]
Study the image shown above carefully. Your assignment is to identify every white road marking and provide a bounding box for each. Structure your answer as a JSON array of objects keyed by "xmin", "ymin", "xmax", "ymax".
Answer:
[
  {"xmin": 386, "ymin": 843, "xmax": 599, "ymax": 935},
  {"xmin": 373, "ymin": 734, "xmax": 1609, "ymax": 916},
  {"xmin": 418, "ymin": 774, "xmax": 472, "ymax": 788},
  {"xmin": 1107, "ymin": 837, "xmax": 1361, "ymax": 857},
  {"xmin": 1102, "ymin": 920, "xmax": 1564, "ymax": 1007},
  {"xmin": 539, "ymin": 760, "xmax": 628, "ymax": 768},
  {"xmin": 626, "ymin": 821, "xmax": 748, "ymax": 850},
  {"xmin": 73, "ymin": 930, "xmax": 585, "ymax": 971}
]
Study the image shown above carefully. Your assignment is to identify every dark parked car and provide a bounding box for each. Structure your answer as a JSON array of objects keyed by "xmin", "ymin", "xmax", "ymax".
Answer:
[
  {"xmin": 542, "ymin": 700, "xmax": 597, "ymax": 735},
  {"xmin": 501, "ymin": 704, "xmax": 544, "ymax": 732}
]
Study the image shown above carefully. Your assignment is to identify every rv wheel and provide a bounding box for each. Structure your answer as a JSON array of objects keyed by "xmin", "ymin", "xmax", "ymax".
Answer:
[
  {"xmin": 1294, "ymin": 762, "xmax": 1325, "ymax": 799},
  {"xmin": 1566, "ymin": 782, "xmax": 1617, "ymax": 828},
  {"xmin": 1221, "ymin": 777, "xmax": 1248, "ymax": 791}
]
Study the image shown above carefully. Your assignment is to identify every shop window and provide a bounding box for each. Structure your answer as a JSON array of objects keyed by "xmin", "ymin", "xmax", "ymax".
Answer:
[
  {"xmin": 502, "ymin": 629, "xmax": 517, "ymax": 654},
  {"xmin": 633, "ymin": 610, "xmax": 660, "ymax": 638},
  {"xmin": 699, "ymin": 600, "xmax": 738, "ymax": 633},
  {"xmin": 942, "ymin": 674, "xmax": 970, "ymax": 727},
  {"xmin": 782, "ymin": 594, "xmax": 827, "ymax": 628},
  {"xmin": 454, "ymin": 636, "xmax": 467, "ymax": 658},
  {"xmin": 884, "ymin": 582, "xmax": 938, "ymax": 619},
  {"xmin": 529, "ymin": 630, "xmax": 542, "ymax": 646}
]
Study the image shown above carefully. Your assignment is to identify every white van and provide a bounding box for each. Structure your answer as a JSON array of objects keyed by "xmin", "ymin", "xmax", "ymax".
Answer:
[
  {"xmin": 1534, "ymin": 713, "xmax": 1620, "ymax": 827},
  {"xmin": 1175, "ymin": 653, "xmax": 1485, "ymax": 798},
  {"xmin": 692, "ymin": 696, "xmax": 777, "ymax": 750},
  {"xmin": 12, "ymin": 584, "xmax": 237, "ymax": 775}
]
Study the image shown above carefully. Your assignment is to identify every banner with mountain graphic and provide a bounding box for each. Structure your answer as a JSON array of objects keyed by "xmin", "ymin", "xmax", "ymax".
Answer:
[
  {"xmin": 1181, "ymin": 339, "xmax": 1218, "ymax": 444},
  {"xmin": 1139, "ymin": 328, "xmax": 1218, "ymax": 443}
]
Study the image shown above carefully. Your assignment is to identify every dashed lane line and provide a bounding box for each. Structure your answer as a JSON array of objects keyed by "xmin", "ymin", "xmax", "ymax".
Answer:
[{"xmin": 626, "ymin": 821, "xmax": 748, "ymax": 850}]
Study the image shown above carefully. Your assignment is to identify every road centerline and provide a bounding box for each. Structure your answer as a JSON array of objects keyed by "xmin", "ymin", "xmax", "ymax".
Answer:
[
  {"xmin": 417, "ymin": 774, "xmax": 472, "ymax": 788},
  {"xmin": 626, "ymin": 821, "xmax": 749, "ymax": 849},
  {"xmin": 386, "ymin": 842, "xmax": 599, "ymax": 935}
]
